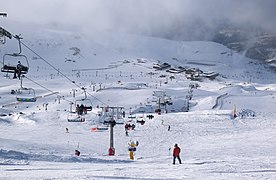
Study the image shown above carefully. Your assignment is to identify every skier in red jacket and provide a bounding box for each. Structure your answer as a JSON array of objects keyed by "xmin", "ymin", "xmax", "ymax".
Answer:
[{"xmin": 173, "ymin": 144, "xmax": 182, "ymax": 164}]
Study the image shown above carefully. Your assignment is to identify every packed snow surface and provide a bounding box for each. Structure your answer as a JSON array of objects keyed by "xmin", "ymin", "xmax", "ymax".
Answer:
[{"xmin": 0, "ymin": 27, "xmax": 276, "ymax": 179}]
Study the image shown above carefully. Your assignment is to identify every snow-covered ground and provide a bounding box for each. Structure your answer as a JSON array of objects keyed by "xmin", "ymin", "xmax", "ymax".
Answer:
[{"xmin": 0, "ymin": 25, "xmax": 276, "ymax": 179}]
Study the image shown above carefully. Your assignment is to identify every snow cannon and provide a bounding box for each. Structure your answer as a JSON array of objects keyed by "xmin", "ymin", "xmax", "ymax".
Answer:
[{"xmin": 128, "ymin": 141, "xmax": 139, "ymax": 160}]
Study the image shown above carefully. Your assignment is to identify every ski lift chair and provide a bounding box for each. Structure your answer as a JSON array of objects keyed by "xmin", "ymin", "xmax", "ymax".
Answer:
[
  {"xmin": 16, "ymin": 87, "xmax": 36, "ymax": 102},
  {"xmin": 75, "ymin": 99, "xmax": 93, "ymax": 113},
  {"xmin": 1, "ymin": 34, "xmax": 29, "ymax": 74},
  {"xmin": 67, "ymin": 112, "xmax": 85, "ymax": 122},
  {"xmin": 1, "ymin": 53, "xmax": 29, "ymax": 74},
  {"xmin": 74, "ymin": 87, "xmax": 93, "ymax": 113}
]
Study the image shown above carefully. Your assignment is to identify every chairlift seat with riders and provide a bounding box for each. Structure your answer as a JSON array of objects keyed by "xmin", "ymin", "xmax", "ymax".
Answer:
[
  {"xmin": 74, "ymin": 87, "xmax": 93, "ymax": 113},
  {"xmin": 1, "ymin": 54, "xmax": 29, "ymax": 74},
  {"xmin": 75, "ymin": 98, "xmax": 92, "ymax": 113},
  {"xmin": 1, "ymin": 34, "xmax": 29, "ymax": 75}
]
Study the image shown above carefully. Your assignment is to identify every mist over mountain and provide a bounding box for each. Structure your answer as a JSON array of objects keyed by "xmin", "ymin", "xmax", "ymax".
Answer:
[
  {"xmin": 2, "ymin": 1, "xmax": 276, "ymax": 35},
  {"xmin": 139, "ymin": 17, "xmax": 276, "ymax": 68},
  {"xmin": 2, "ymin": 0, "xmax": 276, "ymax": 67}
]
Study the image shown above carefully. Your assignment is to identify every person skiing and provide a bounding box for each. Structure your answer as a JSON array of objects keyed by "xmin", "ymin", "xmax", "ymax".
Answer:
[{"xmin": 172, "ymin": 144, "xmax": 182, "ymax": 164}]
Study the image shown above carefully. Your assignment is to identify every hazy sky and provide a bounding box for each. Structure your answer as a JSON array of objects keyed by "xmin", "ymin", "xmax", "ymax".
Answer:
[{"xmin": 1, "ymin": 0, "xmax": 276, "ymax": 35}]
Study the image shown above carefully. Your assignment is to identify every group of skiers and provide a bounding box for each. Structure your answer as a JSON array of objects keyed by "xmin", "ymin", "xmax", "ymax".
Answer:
[
  {"xmin": 125, "ymin": 123, "xmax": 135, "ymax": 131},
  {"xmin": 124, "ymin": 123, "xmax": 182, "ymax": 164},
  {"xmin": 125, "ymin": 123, "xmax": 136, "ymax": 136},
  {"xmin": 72, "ymin": 111, "xmax": 182, "ymax": 165},
  {"xmin": 123, "ymin": 115, "xmax": 182, "ymax": 164},
  {"xmin": 76, "ymin": 104, "xmax": 87, "ymax": 115}
]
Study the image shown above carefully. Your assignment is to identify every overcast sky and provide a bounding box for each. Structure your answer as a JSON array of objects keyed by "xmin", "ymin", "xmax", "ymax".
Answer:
[{"xmin": 1, "ymin": 0, "xmax": 276, "ymax": 36}]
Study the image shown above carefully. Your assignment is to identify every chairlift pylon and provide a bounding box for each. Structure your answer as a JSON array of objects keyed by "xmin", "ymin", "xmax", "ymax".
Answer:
[
  {"xmin": 0, "ymin": 33, "xmax": 6, "ymax": 44},
  {"xmin": 0, "ymin": 27, "xmax": 12, "ymax": 45}
]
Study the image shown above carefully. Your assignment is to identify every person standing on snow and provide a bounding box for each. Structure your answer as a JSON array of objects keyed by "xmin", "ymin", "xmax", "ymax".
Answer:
[{"xmin": 172, "ymin": 144, "xmax": 182, "ymax": 164}]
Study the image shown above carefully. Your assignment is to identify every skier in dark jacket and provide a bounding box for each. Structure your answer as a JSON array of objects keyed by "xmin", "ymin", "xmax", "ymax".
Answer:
[
  {"xmin": 16, "ymin": 61, "xmax": 25, "ymax": 79},
  {"xmin": 79, "ymin": 104, "xmax": 84, "ymax": 115},
  {"xmin": 173, "ymin": 144, "xmax": 182, "ymax": 164}
]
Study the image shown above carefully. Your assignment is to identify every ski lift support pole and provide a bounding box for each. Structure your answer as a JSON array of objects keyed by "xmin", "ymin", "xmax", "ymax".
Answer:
[
  {"xmin": 109, "ymin": 118, "xmax": 116, "ymax": 156},
  {"xmin": 107, "ymin": 106, "xmax": 124, "ymax": 156},
  {"xmin": 14, "ymin": 34, "xmax": 23, "ymax": 55},
  {"xmin": 20, "ymin": 75, "xmax": 24, "ymax": 88},
  {"xmin": 81, "ymin": 87, "xmax": 87, "ymax": 99},
  {"xmin": 104, "ymin": 117, "xmax": 117, "ymax": 156},
  {"xmin": 109, "ymin": 118, "xmax": 115, "ymax": 155}
]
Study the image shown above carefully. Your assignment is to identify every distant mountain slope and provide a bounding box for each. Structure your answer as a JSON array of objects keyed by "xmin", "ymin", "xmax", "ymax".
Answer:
[
  {"xmin": 212, "ymin": 26, "xmax": 276, "ymax": 69},
  {"xmin": 1, "ymin": 22, "xmax": 276, "ymax": 84}
]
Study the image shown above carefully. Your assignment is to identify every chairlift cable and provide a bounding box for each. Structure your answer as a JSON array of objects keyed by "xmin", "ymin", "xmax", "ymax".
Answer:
[
  {"xmin": 23, "ymin": 75, "xmax": 55, "ymax": 93},
  {"xmin": 8, "ymin": 33, "xmax": 107, "ymax": 105},
  {"xmin": 23, "ymin": 75, "xmax": 74, "ymax": 104},
  {"xmin": 18, "ymin": 38, "xmax": 76, "ymax": 84}
]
